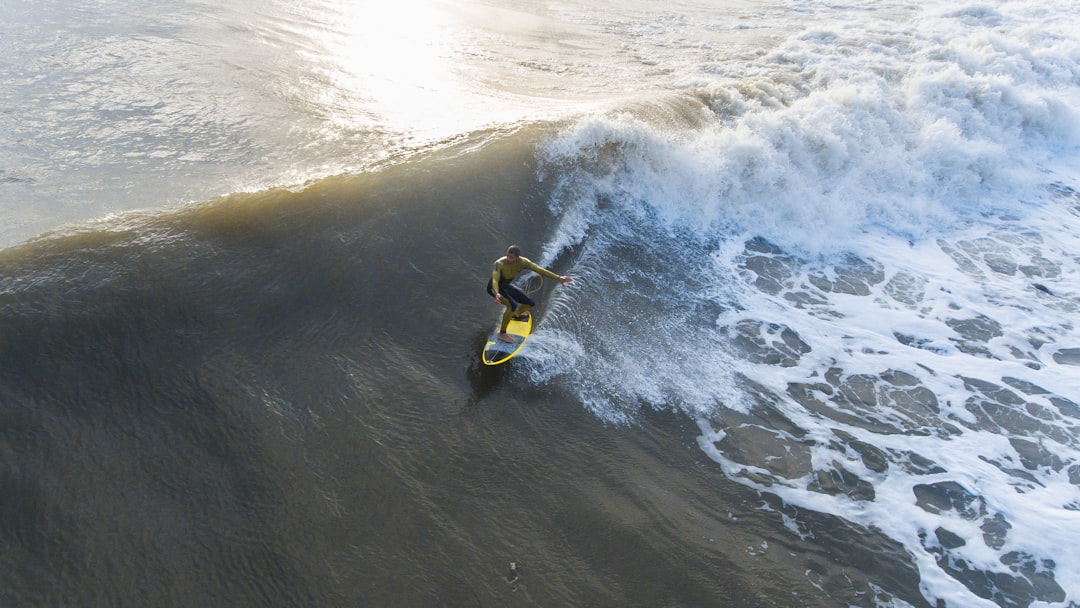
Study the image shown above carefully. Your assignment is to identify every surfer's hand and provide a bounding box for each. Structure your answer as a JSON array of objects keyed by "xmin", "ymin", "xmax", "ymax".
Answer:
[
  {"xmin": 494, "ymin": 294, "xmax": 502, "ymax": 304},
  {"xmin": 559, "ymin": 276, "xmax": 573, "ymax": 285}
]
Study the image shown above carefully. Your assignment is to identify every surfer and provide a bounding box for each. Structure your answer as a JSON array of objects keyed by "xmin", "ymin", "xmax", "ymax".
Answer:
[{"xmin": 488, "ymin": 245, "xmax": 572, "ymax": 343}]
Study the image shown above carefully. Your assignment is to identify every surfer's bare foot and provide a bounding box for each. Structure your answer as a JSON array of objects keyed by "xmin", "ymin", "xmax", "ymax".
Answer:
[{"xmin": 498, "ymin": 332, "xmax": 515, "ymax": 343}]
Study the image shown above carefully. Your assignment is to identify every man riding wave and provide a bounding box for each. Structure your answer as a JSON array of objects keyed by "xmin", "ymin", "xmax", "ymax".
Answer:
[{"xmin": 487, "ymin": 245, "xmax": 572, "ymax": 343}]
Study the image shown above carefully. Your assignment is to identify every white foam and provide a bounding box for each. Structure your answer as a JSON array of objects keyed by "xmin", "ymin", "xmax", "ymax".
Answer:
[{"xmin": 533, "ymin": 0, "xmax": 1080, "ymax": 605}]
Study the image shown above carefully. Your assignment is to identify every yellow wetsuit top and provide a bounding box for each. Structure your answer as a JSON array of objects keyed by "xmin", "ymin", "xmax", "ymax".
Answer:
[{"xmin": 491, "ymin": 256, "xmax": 561, "ymax": 289}]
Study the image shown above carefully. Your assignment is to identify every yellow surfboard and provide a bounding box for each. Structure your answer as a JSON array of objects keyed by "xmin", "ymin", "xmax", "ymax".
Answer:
[{"xmin": 481, "ymin": 313, "xmax": 533, "ymax": 365}]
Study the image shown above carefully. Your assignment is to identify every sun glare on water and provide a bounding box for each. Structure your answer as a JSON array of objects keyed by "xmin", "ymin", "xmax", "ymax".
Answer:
[{"xmin": 291, "ymin": 0, "xmax": 491, "ymax": 140}]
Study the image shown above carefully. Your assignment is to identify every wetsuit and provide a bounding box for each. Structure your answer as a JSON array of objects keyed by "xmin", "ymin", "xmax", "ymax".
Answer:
[{"xmin": 487, "ymin": 256, "xmax": 561, "ymax": 332}]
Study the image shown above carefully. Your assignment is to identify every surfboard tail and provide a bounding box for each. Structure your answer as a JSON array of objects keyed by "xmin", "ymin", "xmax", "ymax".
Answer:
[{"xmin": 480, "ymin": 315, "xmax": 533, "ymax": 366}]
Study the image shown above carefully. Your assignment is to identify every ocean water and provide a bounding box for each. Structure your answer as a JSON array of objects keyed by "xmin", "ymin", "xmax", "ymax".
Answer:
[{"xmin": 3, "ymin": 0, "xmax": 1080, "ymax": 606}]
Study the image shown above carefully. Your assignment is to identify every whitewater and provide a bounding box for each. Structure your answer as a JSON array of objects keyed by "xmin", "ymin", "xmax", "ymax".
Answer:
[{"xmin": 521, "ymin": 2, "xmax": 1080, "ymax": 606}]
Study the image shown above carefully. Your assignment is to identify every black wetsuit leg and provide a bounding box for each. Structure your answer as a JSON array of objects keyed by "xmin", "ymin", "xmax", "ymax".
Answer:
[{"xmin": 486, "ymin": 279, "xmax": 535, "ymax": 311}]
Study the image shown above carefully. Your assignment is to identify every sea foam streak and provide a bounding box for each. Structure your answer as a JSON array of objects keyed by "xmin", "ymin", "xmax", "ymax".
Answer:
[{"xmin": 527, "ymin": 1, "xmax": 1080, "ymax": 605}]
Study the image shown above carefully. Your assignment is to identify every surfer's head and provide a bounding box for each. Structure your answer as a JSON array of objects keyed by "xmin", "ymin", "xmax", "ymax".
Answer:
[{"xmin": 506, "ymin": 245, "xmax": 521, "ymax": 260}]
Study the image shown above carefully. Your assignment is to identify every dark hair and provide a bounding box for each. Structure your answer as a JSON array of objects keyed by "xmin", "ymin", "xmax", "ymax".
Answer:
[{"xmin": 506, "ymin": 245, "xmax": 521, "ymax": 256}]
